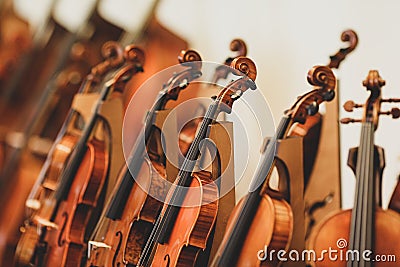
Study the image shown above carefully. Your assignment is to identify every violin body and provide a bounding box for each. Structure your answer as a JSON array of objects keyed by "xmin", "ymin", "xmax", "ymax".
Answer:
[
  {"xmin": 15, "ymin": 137, "xmax": 108, "ymax": 266},
  {"xmin": 87, "ymin": 159, "xmax": 167, "ymax": 267},
  {"xmin": 44, "ymin": 138, "xmax": 108, "ymax": 266},
  {"xmin": 220, "ymin": 194, "xmax": 292, "ymax": 267},
  {"xmin": 308, "ymin": 208, "xmax": 400, "ymax": 266},
  {"xmin": 151, "ymin": 171, "xmax": 218, "ymax": 267}
]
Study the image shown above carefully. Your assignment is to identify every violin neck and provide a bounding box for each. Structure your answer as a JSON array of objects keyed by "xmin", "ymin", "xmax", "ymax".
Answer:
[{"xmin": 349, "ymin": 122, "xmax": 376, "ymax": 263}]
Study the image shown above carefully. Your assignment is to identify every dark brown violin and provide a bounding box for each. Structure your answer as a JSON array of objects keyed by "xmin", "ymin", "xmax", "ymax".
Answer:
[
  {"xmin": 14, "ymin": 44, "xmax": 145, "ymax": 267},
  {"xmin": 211, "ymin": 66, "xmax": 336, "ymax": 267},
  {"xmin": 86, "ymin": 49, "xmax": 203, "ymax": 267},
  {"xmin": 309, "ymin": 70, "xmax": 400, "ymax": 266},
  {"xmin": 137, "ymin": 56, "xmax": 257, "ymax": 267}
]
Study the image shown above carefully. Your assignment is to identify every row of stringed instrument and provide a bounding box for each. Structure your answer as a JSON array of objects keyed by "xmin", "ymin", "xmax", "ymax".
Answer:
[{"xmin": 1, "ymin": 1, "xmax": 400, "ymax": 266}]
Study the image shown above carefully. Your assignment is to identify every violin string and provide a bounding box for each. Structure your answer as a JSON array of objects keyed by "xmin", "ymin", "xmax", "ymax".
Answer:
[
  {"xmin": 349, "ymin": 122, "xmax": 364, "ymax": 267},
  {"xmin": 137, "ymin": 98, "xmax": 217, "ymax": 266},
  {"xmin": 361, "ymin": 123, "xmax": 370, "ymax": 262}
]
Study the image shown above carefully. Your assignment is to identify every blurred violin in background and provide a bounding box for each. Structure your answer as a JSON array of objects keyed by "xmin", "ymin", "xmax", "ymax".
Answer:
[{"xmin": 14, "ymin": 44, "xmax": 145, "ymax": 267}]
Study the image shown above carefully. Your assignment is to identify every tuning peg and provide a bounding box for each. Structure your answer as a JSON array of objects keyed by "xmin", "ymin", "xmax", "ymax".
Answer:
[
  {"xmin": 343, "ymin": 100, "xmax": 363, "ymax": 112},
  {"xmin": 322, "ymin": 90, "xmax": 335, "ymax": 102},
  {"xmin": 340, "ymin": 118, "xmax": 362, "ymax": 124},
  {"xmin": 381, "ymin": 98, "xmax": 400, "ymax": 103},
  {"xmin": 379, "ymin": 107, "xmax": 400, "ymax": 119},
  {"xmin": 211, "ymin": 95, "xmax": 217, "ymax": 100},
  {"xmin": 307, "ymin": 101, "xmax": 319, "ymax": 115}
]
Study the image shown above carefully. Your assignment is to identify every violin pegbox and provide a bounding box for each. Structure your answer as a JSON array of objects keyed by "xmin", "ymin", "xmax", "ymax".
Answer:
[
  {"xmin": 217, "ymin": 56, "xmax": 257, "ymax": 114},
  {"xmin": 288, "ymin": 66, "xmax": 336, "ymax": 124},
  {"xmin": 341, "ymin": 70, "xmax": 400, "ymax": 130},
  {"xmin": 164, "ymin": 49, "xmax": 203, "ymax": 101}
]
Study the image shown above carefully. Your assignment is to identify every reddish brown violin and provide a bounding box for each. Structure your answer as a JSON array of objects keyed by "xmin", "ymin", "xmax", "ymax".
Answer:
[
  {"xmin": 290, "ymin": 29, "xmax": 358, "ymax": 186},
  {"xmin": 86, "ymin": 49, "xmax": 203, "ymax": 267},
  {"xmin": 14, "ymin": 44, "xmax": 145, "ymax": 267},
  {"xmin": 136, "ymin": 56, "xmax": 257, "ymax": 267},
  {"xmin": 308, "ymin": 70, "xmax": 400, "ymax": 266},
  {"xmin": 211, "ymin": 66, "xmax": 336, "ymax": 267}
]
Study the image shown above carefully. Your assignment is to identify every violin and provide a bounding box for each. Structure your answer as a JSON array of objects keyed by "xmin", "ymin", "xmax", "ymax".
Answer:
[
  {"xmin": 136, "ymin": 56, "xmax": 257, "ymax": 267},
  {"xmin": 13, "ymin": 40, "xmax": 127, "ymax": 267},
  {"xmin": 14, "ymin": 44, "xmax": 145, "ymax": 267},
  {"xmin": 0, "ymin": 1, "xmax": 125, "ymax": 196},
  {"xmin": 86, "ymin": 49, "xmax": 202, "ymax": 267},
  {"xmin": 211, "ymin": 66, "xmax": 336, "ymax": 267},
  {"xmin": 308, "ymin": 70, "xmax": 400, "ymax": 266},
  {"xmin": 290, "ymin": 29, "xmax": 358, "ymax": 187}
]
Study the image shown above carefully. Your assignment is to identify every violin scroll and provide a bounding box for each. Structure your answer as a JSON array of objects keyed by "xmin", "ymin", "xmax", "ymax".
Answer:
[
  {"xmin": 307, "ymin": 65, "xmax": 336, "ymax": 93},
  {"xmin": 216, "ymin": 57, "xmax": 257, "ymax": 113},
  {"xmin": 161, "ymin": 49, "xmax": 203, "ymax": 101},
  {"xmin": 230, "ymin": 39, "xmax": 247, "ymax": 58},
  {"xmin": 101, "ymin": 41, "xmax": 125, "ymax": 68},
  {"xmin": 328, "ymin": 29, "xmax": 358, "ymax": 69},
  {"xmin": 287, "ymin": 66, "xmax": 336, "ymax": 124},
  {"xmin": 231, "ymin": 56, "xmax": 257, "ymax": 83},
  {"xmin": 124, "ymin": 45, "xmax": 146, "ymax": 71},
  {"xmin": 107, "ymin": 46, "xmax": 145, "ymax": 93},
  {"xmin": 363, "ymin": 70, "xmax": 386, "ymax": 91},
  {"xmin": 178, "ymin": 49, "xmax": 202, "ymax": 69}
]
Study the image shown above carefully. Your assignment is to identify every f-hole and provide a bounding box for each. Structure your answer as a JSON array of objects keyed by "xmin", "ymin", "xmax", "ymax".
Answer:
[
  {"xmin": 112, "ymin": 231, "xmax": 123, "ymax": 267},
  {"xmin": 164, "ymin": 254, "xmax": 171, "ymax": 267}
]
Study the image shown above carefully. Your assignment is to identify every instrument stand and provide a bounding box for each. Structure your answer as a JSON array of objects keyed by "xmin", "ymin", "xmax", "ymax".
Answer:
[
  {"xmin": 276, "ymin": 136, "xmax": 306, "ymax": 267},
  {"xmin": 70, "ymin": 92, "xmax": 125, "ymax": 201},
  {"xmin": 207, "ymin": 121, "xmax": 236, "ymax": 265},
  {"xmin": 304, "ymin": 84, "xmax": 341, "ymax": 239}
]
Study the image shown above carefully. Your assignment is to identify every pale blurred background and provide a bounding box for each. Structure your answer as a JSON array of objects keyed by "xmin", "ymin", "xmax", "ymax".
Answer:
[{"xmin": 13, "ymin": 0, "xmax": 400, "ymax": 209}]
